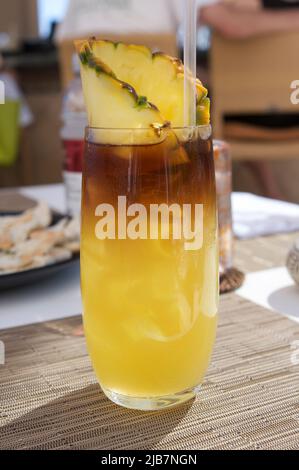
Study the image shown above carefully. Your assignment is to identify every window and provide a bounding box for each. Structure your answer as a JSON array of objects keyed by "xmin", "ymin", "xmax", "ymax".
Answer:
[{"xmin": 38, "ymin": 0, "xmax": 69, "ymax": 37}]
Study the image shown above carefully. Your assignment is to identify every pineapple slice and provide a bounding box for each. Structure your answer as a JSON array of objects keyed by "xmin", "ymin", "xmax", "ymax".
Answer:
[
  {"xmin": 79, "ymin": 39, "xmax": 210, "ymax": 126},
  {"xmin": 76, "ymin": 42, "xmax": 169, "ymax": 144}
]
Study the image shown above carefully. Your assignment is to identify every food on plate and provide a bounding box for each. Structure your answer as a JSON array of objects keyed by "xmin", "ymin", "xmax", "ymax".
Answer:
[
  {"xmin": 0, "ymin": 202, "xmax": 51, "ymax": 250},
  {"xmin": 0, "ymin": 203, "xmax": 80, "ymax": 275}
]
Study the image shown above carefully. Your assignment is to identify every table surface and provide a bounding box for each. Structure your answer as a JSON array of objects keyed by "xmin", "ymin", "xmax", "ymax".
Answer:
[
  {"xmin": 1, "ymin": 185, "xmax": 299, "ymax": 330},
  {"xmin": 0, "ymin": 185, "xmax": 81, "ymax": 330},
  {"xmin": 1, "ymin": 186, "xmax": 299, "ymax": 450}
]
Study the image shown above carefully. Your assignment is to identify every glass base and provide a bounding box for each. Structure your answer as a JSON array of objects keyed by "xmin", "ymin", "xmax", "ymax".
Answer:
[{"xmin": 102, "ymin": 385, "xmax": 201, "ymax": 411}]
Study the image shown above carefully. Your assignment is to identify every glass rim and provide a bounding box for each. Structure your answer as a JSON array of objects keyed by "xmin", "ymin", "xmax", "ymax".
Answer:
[{"xmin": 85, "ymin": 124, "xmax": 212, "ymax": 131}]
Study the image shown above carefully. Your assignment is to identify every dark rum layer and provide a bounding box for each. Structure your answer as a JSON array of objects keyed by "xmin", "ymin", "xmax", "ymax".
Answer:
[{"xmin": 82, "ymin": 135, "xmax": 216, "ymax": 220}]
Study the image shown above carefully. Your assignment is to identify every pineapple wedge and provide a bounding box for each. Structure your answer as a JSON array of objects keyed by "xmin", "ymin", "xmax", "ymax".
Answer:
[
  {"xmin": 79, "ymin": 39, "xmax": 210, "ymax": 127},
  {"xmin": 76, "ymin": 42, "xmax": 169, "ymax": 144}
]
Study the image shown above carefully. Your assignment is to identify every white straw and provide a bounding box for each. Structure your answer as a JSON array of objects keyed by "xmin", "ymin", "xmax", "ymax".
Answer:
[{"xmin": 184, "ymin": 0, "xmax": 197, "ymax": 127}]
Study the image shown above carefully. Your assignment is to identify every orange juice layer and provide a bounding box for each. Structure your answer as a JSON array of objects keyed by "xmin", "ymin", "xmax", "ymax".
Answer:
[{"xmin": 81, "ymin": 222, "xmax": 218, "ymax": 397}]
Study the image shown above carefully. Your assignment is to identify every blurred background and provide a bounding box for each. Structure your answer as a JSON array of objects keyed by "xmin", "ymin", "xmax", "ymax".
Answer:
[{"xmin": 0, "ymin": 0, "xmax": 299, "ymax": 202}]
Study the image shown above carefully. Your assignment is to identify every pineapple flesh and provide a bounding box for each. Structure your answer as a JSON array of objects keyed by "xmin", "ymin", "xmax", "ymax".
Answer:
[
  {"xmin": 75, "ymin": 39, "xmax": 210, "ymax": 147},
  {"xmin": 80, "ymin": 39, "xmax": 209, "ymax": 127}
]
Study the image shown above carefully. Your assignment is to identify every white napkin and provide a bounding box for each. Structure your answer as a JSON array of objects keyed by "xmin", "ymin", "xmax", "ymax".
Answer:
[{"xmin": 232, "ymin": 192, "xmax": 299, "ymax": 239}]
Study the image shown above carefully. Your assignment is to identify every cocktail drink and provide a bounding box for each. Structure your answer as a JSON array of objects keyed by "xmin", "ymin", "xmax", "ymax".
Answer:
[
  {"xmin": 77, "ymin": 39, "xmax": 218, "ymax": 410},
  {"xmin": 81, "ymin": 127, "xmax": 218, "ymax": 408}
]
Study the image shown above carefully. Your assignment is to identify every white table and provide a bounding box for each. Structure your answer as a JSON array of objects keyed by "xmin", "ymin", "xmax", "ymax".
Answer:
[
  {"xmin": 0, "ymin": 185, "xmax": 299, "ymax": 330},
  {"xmin": 20, "ymin": 184, "xmax": 67, "ymax": 213}
]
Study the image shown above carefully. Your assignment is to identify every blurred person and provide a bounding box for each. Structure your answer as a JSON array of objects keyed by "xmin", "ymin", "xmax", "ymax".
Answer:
[
  {"xmin": 57, "ymin": 0, "xmax": 183, "ymax": 46},
  {"xmin": 200, "ymin": 0, "xmax": 299, "ymax": 199},
  {"xmin": 57, "ymin": 0, "xmax": 216, "ymax": 42},
  {"xmin": 58, "ymin": 0, "xmax": 217, "ymax": 339}
]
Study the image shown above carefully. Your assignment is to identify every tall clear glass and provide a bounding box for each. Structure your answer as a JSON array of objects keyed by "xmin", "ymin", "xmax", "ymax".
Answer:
[{"xmin": 81, "ymin": 125, "xmax": 219, "ymax": 410}]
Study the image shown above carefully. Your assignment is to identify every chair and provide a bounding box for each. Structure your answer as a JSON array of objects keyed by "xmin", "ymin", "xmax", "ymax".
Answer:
[{"xmin": 210, "ymin": 31, "xmax": 299, "ymax": 161}]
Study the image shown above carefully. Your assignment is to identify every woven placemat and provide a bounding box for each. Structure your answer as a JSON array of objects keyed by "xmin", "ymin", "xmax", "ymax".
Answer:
[
  {"xmin": 219, "ymin": 231, "xmax": 299, "ymax": 293},
  {"xmin": 1, "ymin": 293, "xmax": 299, "ymax": 450},
  {"xmin": 220, "ymin": 267, "xmax": 245, "ymax": 294},
  {"xmin": 235, "ymin": 232, "xmax": 299, "ymax": 274}
]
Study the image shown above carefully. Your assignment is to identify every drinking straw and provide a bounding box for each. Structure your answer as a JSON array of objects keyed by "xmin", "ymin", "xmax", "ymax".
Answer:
[{"xmin": 184, "ymin": 0, "xmax": 197, "ymax": 127}]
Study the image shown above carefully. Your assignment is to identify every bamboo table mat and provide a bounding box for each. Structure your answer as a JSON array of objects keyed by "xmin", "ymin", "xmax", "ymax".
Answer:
[
  {"xmin": 1, "ymin": 292, "xmax": 299, "ymax": 450},
  {"xmin": 1, "ymin": 232, "xmax": 299, "ymax": 450},
  {"xmin": 235, "ymin": 231, "xmax": 299, "ymax": 274}
]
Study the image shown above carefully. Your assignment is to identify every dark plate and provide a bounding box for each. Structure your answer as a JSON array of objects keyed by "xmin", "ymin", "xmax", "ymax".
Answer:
[
  {"xmin": 0, "ymin": 255, "xmax": 80, "ymax": 291},
  {"xmin": 0, "ymin": 211, "xmax": 80, "ymax": 291}
]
